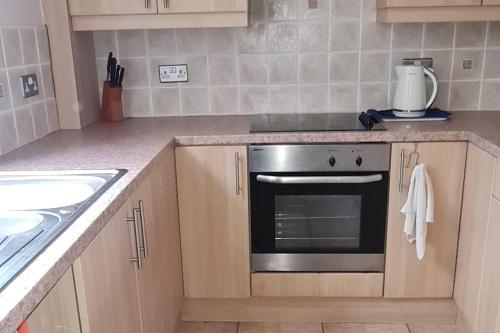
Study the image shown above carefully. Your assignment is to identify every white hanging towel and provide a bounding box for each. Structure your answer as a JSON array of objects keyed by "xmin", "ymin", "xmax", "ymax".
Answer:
[{"xmin": 400, "ymin": 163, "xmax": 434, "ymax": 260}]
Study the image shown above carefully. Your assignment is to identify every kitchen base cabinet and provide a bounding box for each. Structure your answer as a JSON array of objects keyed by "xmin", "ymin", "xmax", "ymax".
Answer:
[
  {"xmin": 73, "ymin": 203, "xmax": 142, "ymax": 333},
  {"xmin": 176, "ymin": 146, "xmax": 251, "ymax": 299},
  {"xmin": 454, "ymin": 144, "xmax": 496, "ymax": 332},
  {"xmin": 74, "ymin": 150, "xmax": 183, "ymax": 333},
  {"xmin": 384, "ymin": 142, "xmax": 467, "ymax": 298},
  {"xmin": 251, "ymin": 273, "xmax": 384, "ymax": 297},
  {"xmin": 26, "ymin": 268, "xmax": 81, "ymax": 333}
]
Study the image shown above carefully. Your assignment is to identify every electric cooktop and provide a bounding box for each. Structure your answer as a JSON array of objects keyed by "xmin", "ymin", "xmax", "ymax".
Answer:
[{"xmin": 249, "ymin": 113, "xmax": 386, "ymax": 133}]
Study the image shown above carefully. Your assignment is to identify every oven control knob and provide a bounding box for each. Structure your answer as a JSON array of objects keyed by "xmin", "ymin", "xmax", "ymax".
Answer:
[
  {"xmin": 356, "ymin": 156, "xmax": 363, "ymax": 167},
  {"xmin": 329, "ymin": 157, "xmax": 336, "ymax": 167}
]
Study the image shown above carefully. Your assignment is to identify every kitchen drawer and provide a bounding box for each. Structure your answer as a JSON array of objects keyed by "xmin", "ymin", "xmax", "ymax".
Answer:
[
  {"xmin": 494, "ymin": 158, "xmax": 500, "ymax": 200},
  {"xmin": 251, "ymin": 273, "xmax": 383, "ymax": 297}
]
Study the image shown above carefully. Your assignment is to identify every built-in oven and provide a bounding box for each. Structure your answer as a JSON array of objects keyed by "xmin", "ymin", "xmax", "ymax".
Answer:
[{"xmin": 249, "ymin": 144, "xmax": 391, "ymax": 272}]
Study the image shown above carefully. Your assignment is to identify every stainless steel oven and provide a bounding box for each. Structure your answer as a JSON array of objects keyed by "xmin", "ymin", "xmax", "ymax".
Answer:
[{"xmin": 249, "ymin": 144, "xmax": 390, "ymax": 272}]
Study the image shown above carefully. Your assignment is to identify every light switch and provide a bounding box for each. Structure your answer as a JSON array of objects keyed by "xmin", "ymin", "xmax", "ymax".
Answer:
[
  {"xmin": 159, "ymin": 65, "xmax": 188, "ymax": 83},
  {"xmin": 20, "ymin": 73, "xmax": 39, "ymax": 98}
]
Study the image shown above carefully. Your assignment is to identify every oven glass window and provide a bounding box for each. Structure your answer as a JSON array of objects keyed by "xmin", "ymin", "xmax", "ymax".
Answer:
[{"xmin": 274, "ymin": 195, "xmax": 361, "ymax": 251}]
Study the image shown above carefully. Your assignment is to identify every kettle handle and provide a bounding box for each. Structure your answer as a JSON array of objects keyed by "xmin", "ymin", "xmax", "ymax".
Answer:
[{"xmin": 424, "ymin": 67, "xmax": 438, "ymax": 109}]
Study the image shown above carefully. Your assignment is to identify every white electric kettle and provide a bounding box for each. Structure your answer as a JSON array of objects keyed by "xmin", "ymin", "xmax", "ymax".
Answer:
[{"xmin": 393, "ymin": 65, "xmax": 438, "ymax": 118}]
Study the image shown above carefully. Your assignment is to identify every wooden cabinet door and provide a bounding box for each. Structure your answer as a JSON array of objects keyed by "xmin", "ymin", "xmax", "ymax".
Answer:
[
  {"xmin": 476, "ymin": 197, "xmax": 500, "ymax": 333},
  {"xmin": 68, "ymin": 0, "xmax": 158, "ymax": 16},
  {"xmin": 384, "ymin": 142, "xmax": 467, "ymax": 298},
  {"xmin": 176, "ymin": 146, "xmax": 251, "ymax": 298},
  {"xmin": 73, "ymin": 203, "xmax": 142, "ymax": 333},
  {"xmin": 26, "ymin": 269, "xmax": 81, "ymax": 333},
  {"xmin": 158, "ymin": 0, "xmax": 247, "ymax": 14},
  {"xmin": 133, "ymin": 151, "xmax": 184, "ymax": 333},
  {"xmin": 454, "ymin": 145, "xmax": 496, "ymax": 332},
  {"xmin": 378, "ymin": 0, "xmax": 482, "ymax": 7}
]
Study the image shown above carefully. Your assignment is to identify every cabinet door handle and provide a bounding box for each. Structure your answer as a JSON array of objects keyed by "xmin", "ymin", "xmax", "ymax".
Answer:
[
  {"xmin": 399, "ymin": 149, "xmax": 405, "ymax": 193},
  {"xmin": 163, "ymin": 0, "xmax": 168, "ymax": 8},
  {"xmin": 145, "ymin": 0, "xmax": 150, "ymax": 8},
  {"xmin": 127, "ymin": 211, "xmax": 142, "ymax": 270},
  {"xmin": 137, "ymin": 200, "xmax": 149, "ymax": 258},
  {"xmin": 235, "ymin": 152, "xmax": 241, "ymax": 196}
]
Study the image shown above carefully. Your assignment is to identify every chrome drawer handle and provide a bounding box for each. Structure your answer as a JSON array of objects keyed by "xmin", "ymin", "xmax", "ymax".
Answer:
[
  {"xmin": 235, "ymin": 152, "xmax": 242, "ymax": 195},
  {"xmin": 137, "ymin": 200, "xmax": 148, "ymax": 258},
  {"xmin": 126, "ymin": 210, "xmax": 142, "ymax": 270}
]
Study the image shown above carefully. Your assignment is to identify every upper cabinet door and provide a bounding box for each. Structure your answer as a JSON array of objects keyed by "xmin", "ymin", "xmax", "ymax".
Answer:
[
  {"xmin": 68, "ymin": 0, "xmax": 158, "ymax": 16},
  {"xmin": 176, "ymin": 146, "xmax": 251, "ymax": 299},
  {"xmin": 377, "ymin": 0, "xmax": 482, "ymax": 7},
  {"xmin": 158, "ymin": 0, "xmax": 247, "ymax": 13},
  {"xmin": 384, "ymin": 142, "xmax": 467, "ymax": 298}
]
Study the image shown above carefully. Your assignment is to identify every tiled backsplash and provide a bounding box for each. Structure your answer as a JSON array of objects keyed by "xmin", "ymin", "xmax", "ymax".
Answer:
[
  {"xmin": 95, "ymin": 0, "xmax": 500, "ymax": 117},
  {"xmin": 0, "ymin": 25, "xmax": 58, "ymax": 156}
]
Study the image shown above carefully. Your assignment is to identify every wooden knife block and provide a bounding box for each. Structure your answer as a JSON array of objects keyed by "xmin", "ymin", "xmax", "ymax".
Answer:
[{"xmin": 101, "ymin": 81, "xmax": 123, "ymax": 122}]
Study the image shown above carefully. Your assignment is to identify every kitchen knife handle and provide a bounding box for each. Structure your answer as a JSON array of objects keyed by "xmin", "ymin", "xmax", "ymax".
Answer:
[{"xmin": 118, "ymin": 68, "xmax": 125, "ymax": 87}]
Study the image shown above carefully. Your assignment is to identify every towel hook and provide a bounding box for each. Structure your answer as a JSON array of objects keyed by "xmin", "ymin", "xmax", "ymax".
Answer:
[{"xmin": 404, "ymin": 143, "xmax": 419, "ymax": 169}]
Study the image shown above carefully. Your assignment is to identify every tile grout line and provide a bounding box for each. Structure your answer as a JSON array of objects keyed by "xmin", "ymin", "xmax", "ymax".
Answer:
[
  {"xmin": 447, "ymin": 23, "xmax": 458, "ymax": 111},
  {"xmin": 356, "ymin": 0, "xmax": 363, "ymax": 112},
  {"xmin": 144, "ymin": 29, "xmax": 154, "ymax": 117}
]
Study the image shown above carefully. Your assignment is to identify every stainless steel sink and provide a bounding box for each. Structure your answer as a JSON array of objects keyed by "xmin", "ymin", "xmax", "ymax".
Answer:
[{"xmin": 0, "ymin": 169, "xmax": 127, "ymax": 291}]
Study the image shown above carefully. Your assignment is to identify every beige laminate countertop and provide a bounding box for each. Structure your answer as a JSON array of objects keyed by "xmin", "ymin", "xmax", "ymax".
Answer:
[{"xmin": 0, "ymin": 111, "xmax": 499, "ymax": 332}]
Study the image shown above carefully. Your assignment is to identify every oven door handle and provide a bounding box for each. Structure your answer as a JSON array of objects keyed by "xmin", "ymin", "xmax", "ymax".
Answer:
[{"xmin": 256, "ymin": 174, "xmax": 383, "ymax": 184}]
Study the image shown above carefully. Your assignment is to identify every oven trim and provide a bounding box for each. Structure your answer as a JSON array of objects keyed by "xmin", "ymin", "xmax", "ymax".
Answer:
[{"xmin": 252, "ymin": 253, "xmax": 385, "ymax": 272}]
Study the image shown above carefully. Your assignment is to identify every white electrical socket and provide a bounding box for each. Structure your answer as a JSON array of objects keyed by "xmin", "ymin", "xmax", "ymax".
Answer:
[{"xmin": 159, "ymin": 65, "xmax": 188, "ymax": 83}]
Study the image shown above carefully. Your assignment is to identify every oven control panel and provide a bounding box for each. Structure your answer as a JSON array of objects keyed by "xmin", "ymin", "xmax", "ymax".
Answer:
[{"xmin": 249, "ymin": 144, "xmax": 391, "ymax": 172}]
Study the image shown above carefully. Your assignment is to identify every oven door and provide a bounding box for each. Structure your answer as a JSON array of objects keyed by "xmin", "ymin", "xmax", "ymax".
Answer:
[{"xmin": 250, "ymin": 171, "xmax": 389, "ymax": 272}]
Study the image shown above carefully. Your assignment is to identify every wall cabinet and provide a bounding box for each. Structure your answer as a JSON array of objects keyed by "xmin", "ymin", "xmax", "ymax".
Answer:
[
  {"xmin": 384, "ymin": 142, "xmax": 467, "ymax": 298},
  {"xmin": 176, "ymin": 146, "xmax": 251, "ymax": 299},
  {"xmin": 69, "ymin": 0, "xmax": 248, "ymax": 31},
  {"xmin": 377, "ymin": 0, "xmax": 500, "ymax": 22},
  {"xmin": 74, "ymin": 150, "xmax": 183, "ymax": 333},
  {"xmin": 68, "ymin": 0, "xmax": 158, "ymax": 16},
  {"xmin": 25, "ymin": 269, "xmax": 81, "ymax": 333}
]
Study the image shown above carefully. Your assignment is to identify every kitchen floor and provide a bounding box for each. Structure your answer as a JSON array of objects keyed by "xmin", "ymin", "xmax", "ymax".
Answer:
[{"xmin": 176, "ymin": 322, "xmax": 465, "ymax": 333}]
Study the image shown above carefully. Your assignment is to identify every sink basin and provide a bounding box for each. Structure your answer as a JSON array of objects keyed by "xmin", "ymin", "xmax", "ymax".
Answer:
[
  {"xmin": 0, "ymin": 171, "xmax": 117, "ymax": 211},
  {"xmin": 0, "ymin": 211, "xmax": 43, "ymax": 236},
  {"xmin": 0, "ymin": 169, "xmax": 127, "ymax": 292}
]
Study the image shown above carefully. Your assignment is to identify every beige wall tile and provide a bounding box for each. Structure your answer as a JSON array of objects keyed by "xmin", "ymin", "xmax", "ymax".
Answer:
[
  {"xmin": 13, "ymin": 105, "xmax": 35, "ymax": 145},
  {"xmin": 35, "ymin": 27, "xmax": 50, "ymax": 64},
  {"xmin": 2, "ymin": 28, "xmax": 22, "ymax": 67},
  {"xmin": 480, "ymin": 81, "xmax": 500, "ymax": 111},
  {"xmin": 0, "ymin": 33, "xmax": 4, "ymax": 69},
  {"xmin": 299, "ymin": 53, "xmax": 328, "ymax": 83},
  {"xmin": 268, "ymin": 22, "xmax": 298, "ymax": 53},
  {"xmin": 147, "ymin": 29, "xmax": 176, "ymax": 57},
  {"xmin": 151, "ymin": 88, "xmax": 180, "ymax": 116},
  {"xmin": 20, "ymin": 27, "xmax": 37, "ymax": 65},
  {"xmin": 250, "ymin": 0, "xmax": 266, "ymax": 22},
  {"xmin": 119, "ymin": 58, "xmax": 149, "ymax": 88},
  {"xmin": 237, "ymin": 23, "xmax": 267, "ymax": 54},
  {"xmin": 455, "ymin": 22, "xmax": 486, "ymax": 49},
  {"xmin": 45, "ymin": 99, "xmax": 59, "ymax": 133},
  {"xmin": 393, "ymin": 23, "xmax": 423, "ymax": 50},
  {"xmin": 360, "ymin": 82, "xmax": 388, "ymax": 110},
  {"xmin": 240, "ymin": 86, "xmax": 268, "ymax": 114},
  {"xmin": 239, "ymin": 54, "xmax": 268, "ymax": 85},
  {"xmin": 361, "ymin": 22, "xmax": 391, "ymax": 51},
  {"xmin": 423, "ymin": 23, "xmax": 454, "ymax": 49},
  {"xmin": 180, "ymin": 87, "xmax": 209, "ymax": 115},
  {"xmin": 299, "ymin": 84, "xmax": 328, "ymax": 112},
  {"xmin": 331, "ymin": 0, "xmax": 361, "ymax": 20},
  {"xmin": 207, "ymin": 28, "xmax": 236, "ymax": 55},
  {"xmin": 93, "ymin": 30, "xmax": 117, "ymax": 59},
  {"xmin": 267, "ymin": 0, "xmax": 298, "ymax": 21},
  {"xmin": 269, "ymin": 85, "xmax": 297, "ymax": 113},
  {"xmin": 449, "ymin": 81, "xmax": 480, "ymax": 111},
  {"xmin": 331, "ymin": 21, "xmax": 360, "ymax": 51},
  {"xmin": 270, "ymin": 54, "xmax": 297, "ymax": 84},
  {"xmin": 299, "ymin": 21, "xmax": 329, "ymax": 52},
  {"xmin": 209, "ymin": 55, "xmax": 237, "ymax": 85},
  {"xmin": 31, "ymin": 101, "xmax": 49, "ymax": 139},
  {"xmin": 487, "ymin": 21, "xmax": 500, "ymax": 47},
  {"xmin": 0, "ymin": 69, "xmax": 11, "ymax": 112},
  {"xmin": 122, "ymin": 88, "xmax": 152, "ymax": 117},
  {"xmin": 8, "ymin": 67, "xmax": 28, "ymax": 108},
  {"xmin": 330, "ymin": 83, "xmax": 358, "ymax": 112},
  {"xmin": 0, "ymin": 110, "xmax": 18, "ymax": 154},
  {"xmin": 177, "ymin": 29, "xmax": 207, "ymax": 55},
  {"xmin": 483, "ymin": 49, "xmax": 500, "ymax": 79},
  {"xmin": 452, "ymin": 49, "xmax": 484, "ymax": 80},
  {"xmin": 422, "ymin": 50, "xmax": 452, "ymax": 80},
  {"xmin": 41, "ymin": 64, "xmax": 54, "ymax": 98},
  {"xmin": 117, "ymin": 30, "xmax": 147, "ymax": 57},
  {"xmin": 211, "ymin": 86, "xmax": 239, "ymax": 114},
  {"xmin": 330, "ymin": 52, "xmax": 359, "ymax": 83},
  {"xmin": 360, "ymin": 51, "xmax": 390, "ymax": 82}
]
